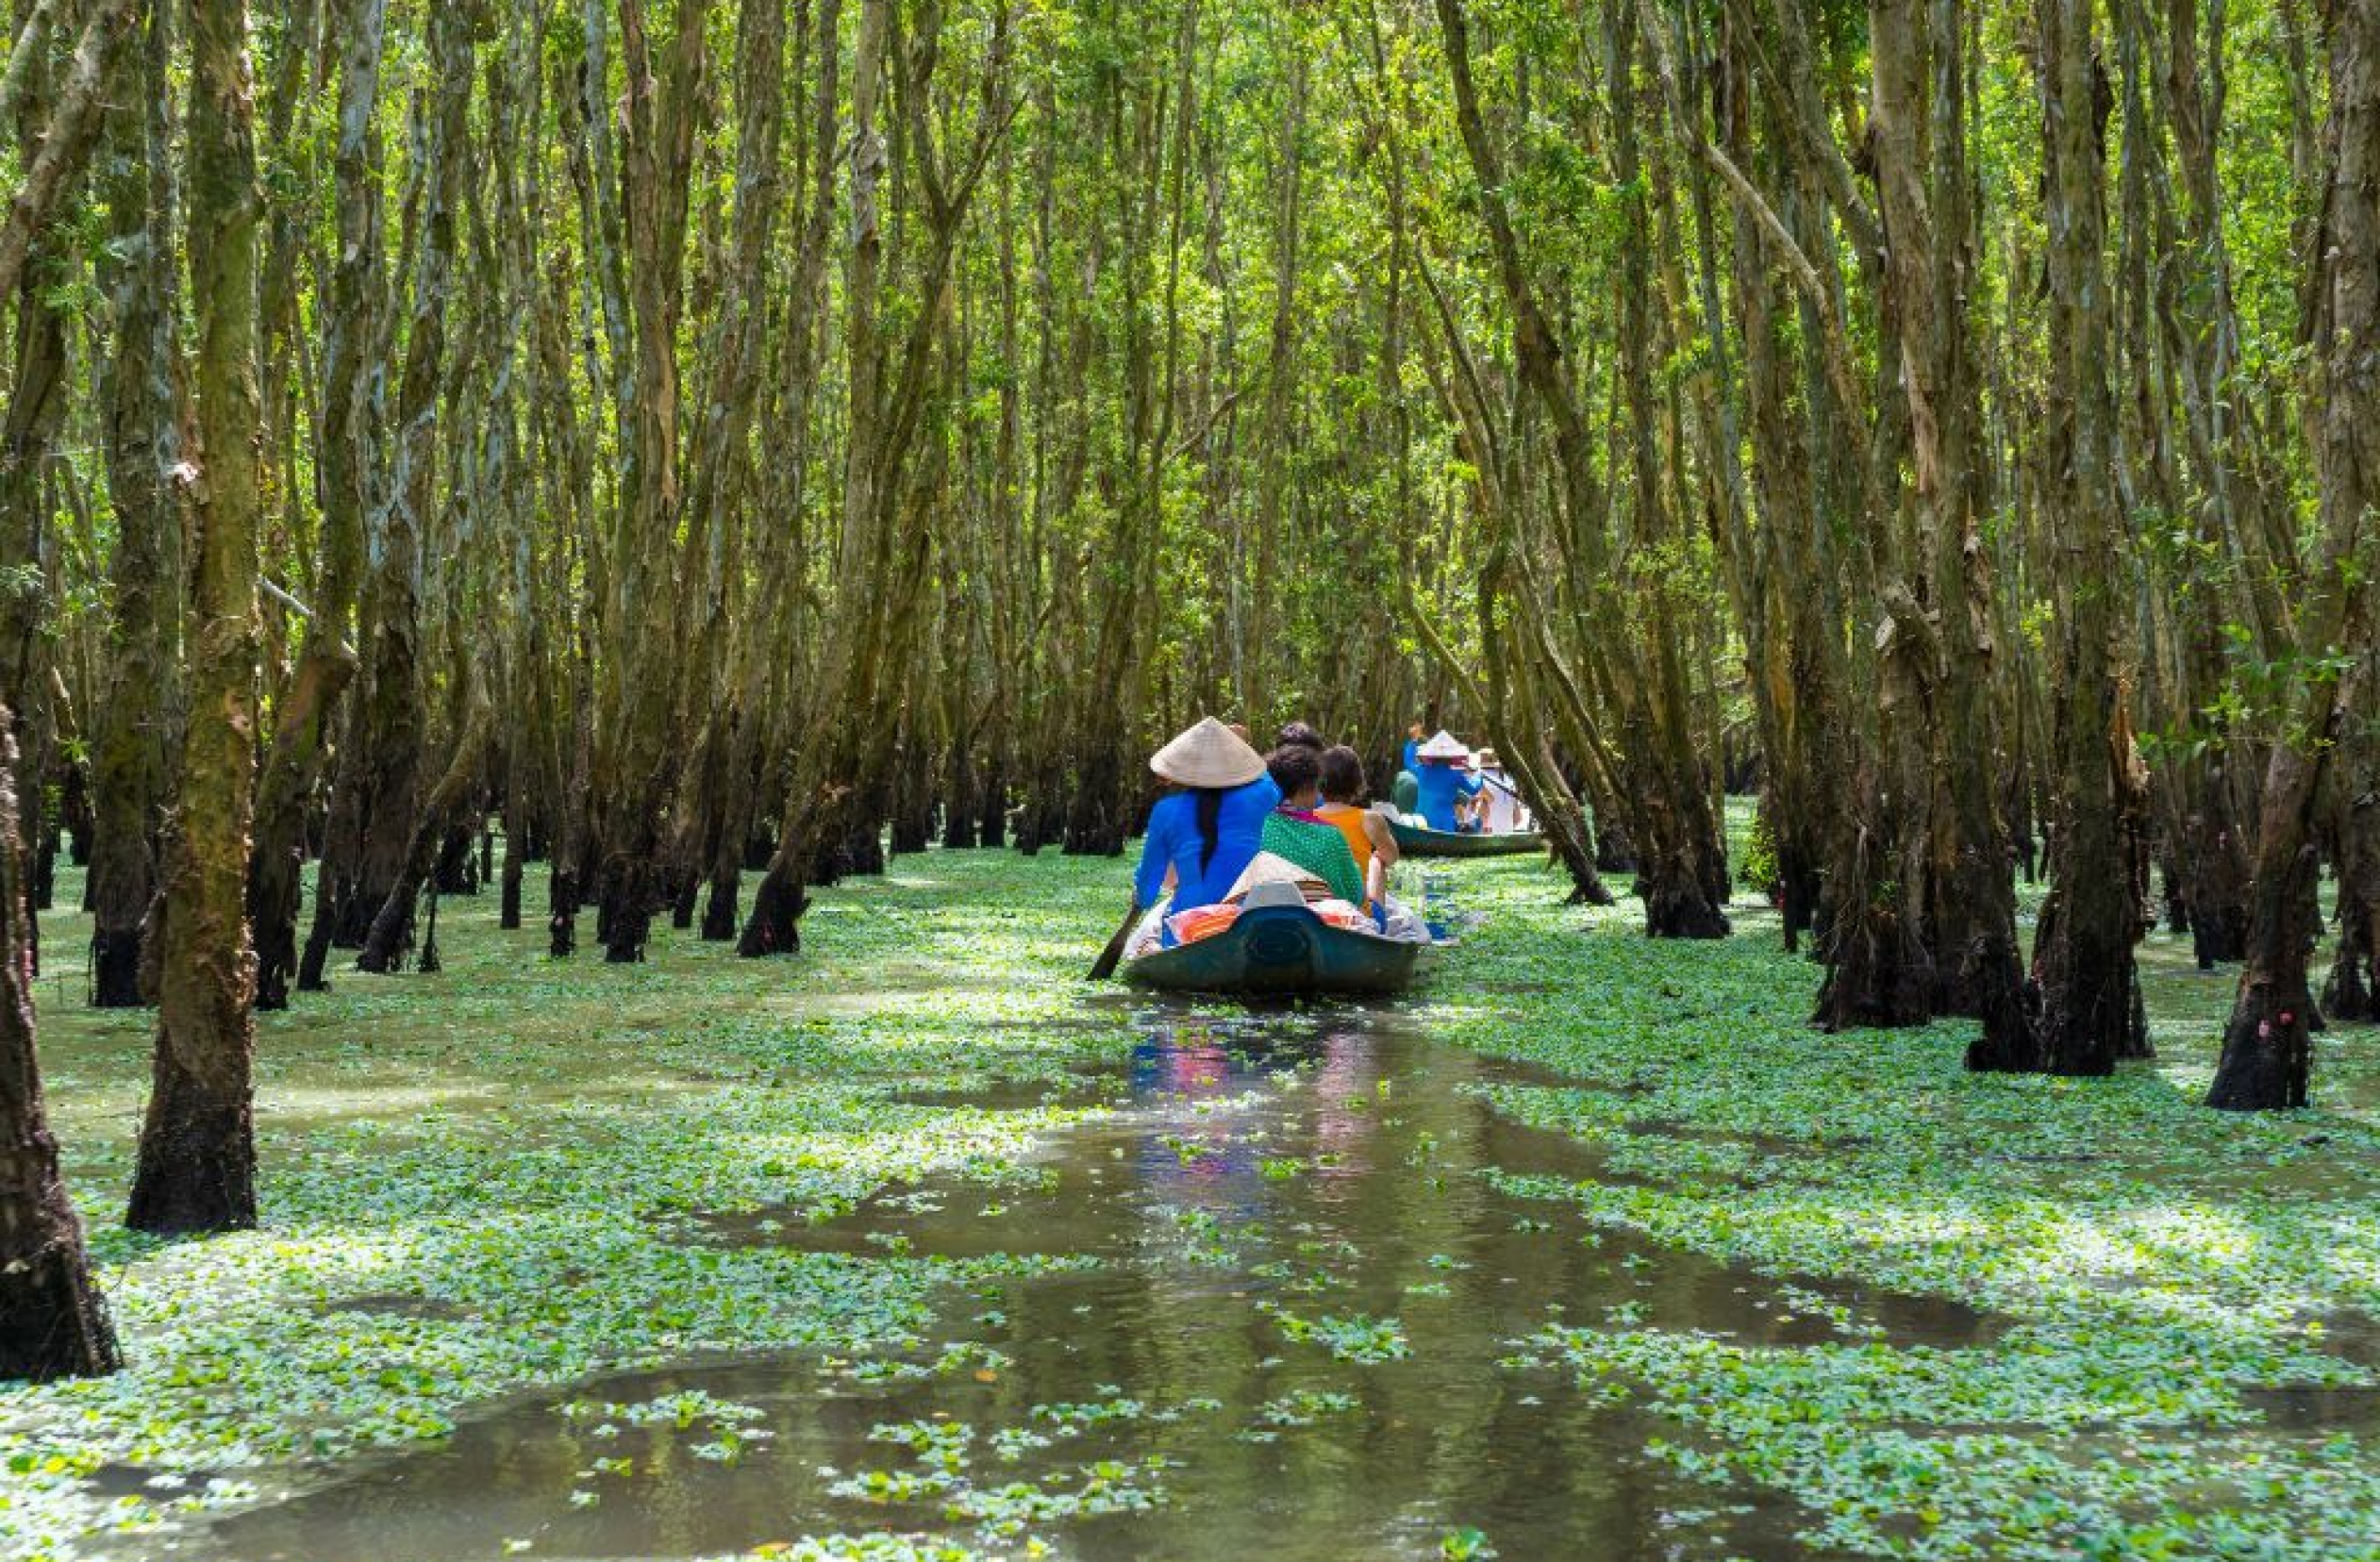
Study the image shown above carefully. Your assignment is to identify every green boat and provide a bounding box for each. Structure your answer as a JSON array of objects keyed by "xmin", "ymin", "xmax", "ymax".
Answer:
[
  {"xmin": 1390, "ymin": 821, "xmax": 1544, "ymax": 858},
  {"xmin": 1123, "ymin": 895, "xmax": 1425, "ymax": 998}
]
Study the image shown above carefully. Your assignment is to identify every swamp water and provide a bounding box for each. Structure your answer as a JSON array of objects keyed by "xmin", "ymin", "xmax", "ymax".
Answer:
[{"xmin": 190, "ymin": 1005, "xmax": 1995, "ymax": 1562}]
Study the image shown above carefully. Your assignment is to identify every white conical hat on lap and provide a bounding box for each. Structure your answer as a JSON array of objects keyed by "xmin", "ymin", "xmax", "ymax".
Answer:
[
  {"xmin": 1223, "ymin": 851, "xmax": 1329, "ymax": 903},
  {"xmin": 1416, "ymin": 728, "xmax": 1470, "ymax": 760},
  {"xmin": 1150, "ymin": 716, "xmax": 1267, "ymax": 788}
]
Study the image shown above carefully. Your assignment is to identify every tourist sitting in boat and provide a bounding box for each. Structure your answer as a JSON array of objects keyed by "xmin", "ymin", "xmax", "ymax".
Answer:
[
  {"xmin": 1473, "ymin": 747, "xmax": 1531, "ymax": 834},
  {"xmin": 1392, "ymin": 721, "xmax": 1424, "ymax": 815},
  {"xmin": 1316, "ymin": 746, "xmax": 1433, "ymax": 942},
  {"xmin": 1128, "ymin": 717, "xmax": 1276, "ymax": 949},
  {"xmin": 1412, "ymin": 729, "xmax": 1485, "ymax": 832},
  {"xmin": 1257, "ymin": 744, "xmax": 1368, "ymax": 906},
  {"xmin": 1316, "ymin": 745, "xmax": 1400, "ymax": 908},
  {"xmin": 1277, "ymin": 720, "xmax": 1327, "ymax": 755}
]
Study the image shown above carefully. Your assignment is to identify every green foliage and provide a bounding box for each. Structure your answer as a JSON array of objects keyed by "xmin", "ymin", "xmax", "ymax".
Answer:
[
  {"xmin": 1738, "ymin": 806, "xmax": 1779, "ymax": 899},
  {"xmin": 12, "ymin": 847, "xmax": 2380, "ymax": 1558}
]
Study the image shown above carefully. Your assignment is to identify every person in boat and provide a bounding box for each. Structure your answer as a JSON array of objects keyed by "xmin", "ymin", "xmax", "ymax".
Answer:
[
  {"xmin": 1316, "ymin": 744, "xmax": 1401, "ymax": 908},
  {"xmin": 1473, "ymin": 747, "xmax": 1531, "ymax": 834},
  {"xmin": 1278, "ymin": 720, "xmax": 1327, "ymax": 753},
  {"xmin": 1224, "ymin": 722, "xmax": 1284, "ymax": 808},
  {"xmin": 1392, "ymin": 721, "xmax": 1424, "ymax": 820},
  {"xmin": 1257, "ymin": 744, "xmax": 1368, "ymax": 906},
  {"xmin": 1412, "ymin": 729, "xmax": 1485, "ymax": 833},
  {"xmin": 1129, "ymin": 717, "xmax": 1274, "ymax": 949}
]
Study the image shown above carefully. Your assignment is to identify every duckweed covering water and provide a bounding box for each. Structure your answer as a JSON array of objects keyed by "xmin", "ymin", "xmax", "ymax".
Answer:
[{"xmin": 3, "ymin": 846, "xmax": 2374, "ymax": 1560}]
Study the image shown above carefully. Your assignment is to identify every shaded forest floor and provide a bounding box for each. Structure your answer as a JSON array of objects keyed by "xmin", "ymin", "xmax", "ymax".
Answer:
[{"xmin": 5, "ymin": 835, "xmax": 2377, "ymax": 1560}]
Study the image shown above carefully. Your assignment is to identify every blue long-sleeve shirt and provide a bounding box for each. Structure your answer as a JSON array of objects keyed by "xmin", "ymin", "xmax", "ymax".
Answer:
[
  {"xmin": 1133, "ymin": 776, "xmax": 1278, "ymax": 912},
  {"xmin": 1414, "ymin": 762, "xmax": 1482, "ymax": 832}
]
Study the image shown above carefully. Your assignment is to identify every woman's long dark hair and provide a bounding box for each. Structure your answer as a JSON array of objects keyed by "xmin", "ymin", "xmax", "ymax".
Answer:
[{"xmin": 1194, "ymin": 787, "xmax": 1225, "ymax": 872}]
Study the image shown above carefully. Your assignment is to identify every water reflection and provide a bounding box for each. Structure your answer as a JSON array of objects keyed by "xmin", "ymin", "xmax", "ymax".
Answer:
[{"xmin": 194, "ymin": 1009, "xmax": 1977, "ymax": 1562}]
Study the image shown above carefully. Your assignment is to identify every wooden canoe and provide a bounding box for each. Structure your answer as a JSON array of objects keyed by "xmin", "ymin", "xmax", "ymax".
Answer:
[
  {"xmin": 1123, "ymin": 903, "xmax": 1423, "ymax": 998},
  {"xmin": 1389, "ymin": 821, "xmax": 1544, "ymax": 858}
]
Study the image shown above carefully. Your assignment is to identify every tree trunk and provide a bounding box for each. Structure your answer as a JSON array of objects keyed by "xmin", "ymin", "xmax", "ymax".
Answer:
[
  {"xmin": 325, "ymin": 0, "xmax": 472, "ymax": 952},
  {"xmin": 742, "ymin": 0, "xmax": 1012, "ymax": 955},
  {"xmin": 0, "ymin": 716, "xmax": 119, "ymax": 1379},
  {"xmin": 2208, "ymin": 1, "xmax": 2377, "ymax": 1108},
  {"xmin": 87, "ymin": 3, "xmax": 187, "ymax": 1009},
  {"xmin": 2323, "ymin": 680, "xmax": 2379, "ymax": 1022},
  {"xmin": 126, "ymin": 0, "xmax": 266, "ymax": 1233},
  {"xmin": 1855, "ymin": 0, "xmax": 2031, "ymax": 1065},
  {"xmin": 0, "ymin": 0, "xmax": 135, "ymax": 306},
  {"xmin": 2030, "ymin": 0, "xmax": 2142, "ymax": 1077},
  {"xmin": 247, "ymin": 0, "xmax": 381, "ymax": 1010},
  {"xmin": 590, "ymin": 0, "xmax": 708, "ymax": 965},
  {"xmin": 358, "ymin": 690, "xmax": 493, "ymax": 973}
]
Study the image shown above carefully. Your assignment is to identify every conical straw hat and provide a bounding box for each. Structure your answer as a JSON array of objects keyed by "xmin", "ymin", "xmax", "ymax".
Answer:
[
  {"xmin": 1416, "ymin": 728, "xmax": 1470, "ymax": 761},
  {"xmin": 1150, "ymin": 716, "xmax": 1267, "ymax": 789},
  {"xmin": 1223, "ymin": 851, "xmax": 1328, "ymax": 902}
]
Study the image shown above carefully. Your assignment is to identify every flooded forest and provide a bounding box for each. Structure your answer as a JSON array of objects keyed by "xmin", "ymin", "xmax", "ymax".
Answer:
[{"xmin": 3, "ymin": 0, "xmax": 2378, "ymax": 1556}]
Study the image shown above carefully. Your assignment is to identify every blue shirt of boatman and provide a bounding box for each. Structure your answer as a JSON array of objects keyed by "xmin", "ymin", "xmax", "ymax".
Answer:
[
  {"xmin": 1414, "ymin": 761, "xmax": 1483, "ymax": 832},
  {"xmin": 1134, "ymin": 775, "xmax": 1280, "ymax": 928}
]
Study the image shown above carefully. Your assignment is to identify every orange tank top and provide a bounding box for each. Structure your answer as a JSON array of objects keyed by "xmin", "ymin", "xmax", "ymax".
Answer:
[{"xmin": 1314, "ymin": 803, "xmax": 1375, "ymax": 879}]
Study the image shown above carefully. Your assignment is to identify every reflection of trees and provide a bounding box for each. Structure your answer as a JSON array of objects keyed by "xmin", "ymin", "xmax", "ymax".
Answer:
[{"xmin": 222, "ymin": 1012, "xmax": 1769, "ymax": 1557}]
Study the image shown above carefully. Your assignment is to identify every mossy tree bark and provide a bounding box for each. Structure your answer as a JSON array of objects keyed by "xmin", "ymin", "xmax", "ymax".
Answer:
[
  {"xmin": 89, "ymin": 3, "xmax": 187, "ymax": 1009},
  {"xmin": 247, "ymin": 0, "xmax": 382, "ymax": 1010},
  {"xmin": 2031, "ymin": 0, "xmax": 2146, "ymax": 1077},
  {"xmin": 1607, "ymin": 14, "xmax": 1730, "ymax": 939},
  {"xmin": 2207, "ymin": 0, "xmax": 2378, "ymax": 1109},
  {"xmin": 1864, "ymin": 0, "xmax": 2030, "ymax": 1065},
  {"xmin": 0, "ymin": 0, "xmax": 112, "ymax": 975},
  {"xmin": 302, "ymin": 3, "xmax": 468, "ymax": 984},
  {"xmin": 126, "ymin": 0, "xmax": 266, "ymax": 1235},
  {"xmin": 590, "ymin": 0, "xmax": 707, "ymax": 964}
]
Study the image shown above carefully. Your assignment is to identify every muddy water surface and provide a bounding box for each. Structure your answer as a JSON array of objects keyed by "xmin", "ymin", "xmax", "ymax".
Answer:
[{"xmin": 199, "ymin": 1006, "xmax": 1991, "ymax": 1562}]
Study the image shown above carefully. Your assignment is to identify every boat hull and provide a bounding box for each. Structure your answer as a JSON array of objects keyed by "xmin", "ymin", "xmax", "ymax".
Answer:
[
  {"xmin": 1389, "ymin": 822, "xmax": 1543, "ymax": 858},
  {"xmin": 1123, "ymin": 905, "xmax": 1423, "ymax": 997}
]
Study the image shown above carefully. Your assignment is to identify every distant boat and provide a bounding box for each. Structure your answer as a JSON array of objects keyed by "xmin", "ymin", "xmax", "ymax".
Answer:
[
  {"xmin": 1390, "ymin": 820, "xmax": 1543, "ymax": 858},
  {"xmin": 1123, "ymin": 897, "xmax": 1426, "ymax": 998}
]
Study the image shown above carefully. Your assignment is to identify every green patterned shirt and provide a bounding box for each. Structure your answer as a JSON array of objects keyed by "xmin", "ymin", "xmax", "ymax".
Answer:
[{"xmin": 1258, "ymin": 810, "xmax": 1366, "ymax": 906}]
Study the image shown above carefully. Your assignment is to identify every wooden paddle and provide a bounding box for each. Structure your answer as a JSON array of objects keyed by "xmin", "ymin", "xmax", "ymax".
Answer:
[{"xmin": 1088, "ymin": 901, "xmax": 1141, "ymax": 981}]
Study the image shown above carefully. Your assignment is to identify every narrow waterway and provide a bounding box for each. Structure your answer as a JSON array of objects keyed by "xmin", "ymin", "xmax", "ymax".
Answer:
[{"xmin": 196, "ymin": 1002, "xmax": 1994, "ymax": 1562}]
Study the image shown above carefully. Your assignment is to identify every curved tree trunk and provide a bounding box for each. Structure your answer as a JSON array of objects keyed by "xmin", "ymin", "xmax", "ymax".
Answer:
[{"xmin": 358, "ymin": 690, "xmax": 493, "ymax": 973}]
